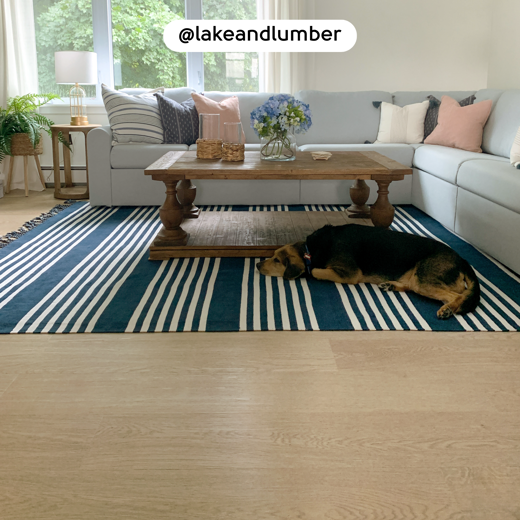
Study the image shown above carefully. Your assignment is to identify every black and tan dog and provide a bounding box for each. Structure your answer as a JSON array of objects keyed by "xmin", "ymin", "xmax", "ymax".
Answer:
[{"xmin": 256, "ymin": 224, "xmax": 480, "ymax": 319}]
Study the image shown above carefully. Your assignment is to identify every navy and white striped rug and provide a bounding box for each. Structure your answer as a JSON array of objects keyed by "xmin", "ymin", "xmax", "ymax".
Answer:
[{"xmin": 1, "ymin": 203, "xmax": 519, "ymax": 333}]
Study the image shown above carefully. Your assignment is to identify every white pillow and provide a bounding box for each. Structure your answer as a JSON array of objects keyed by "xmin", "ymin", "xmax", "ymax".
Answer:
[
  {"xmin": 511, "ymin": 126, "xmax": 520, "ymax": 169},
  {"xmin": 101, "ymin": 84, "xmax": 165, "ymax": 144},
  {"xmin": 375, "ymin": 100, "xmax": 429, "ymax": 144}
]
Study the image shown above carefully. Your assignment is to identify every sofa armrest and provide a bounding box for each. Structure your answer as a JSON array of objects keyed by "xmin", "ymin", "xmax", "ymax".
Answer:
[{"xmin": 88, "ymin": 125, "xmax": 113, "ymax": 206}]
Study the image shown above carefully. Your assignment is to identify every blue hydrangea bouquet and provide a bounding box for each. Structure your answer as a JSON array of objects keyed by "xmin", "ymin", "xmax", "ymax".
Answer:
[{"xmin": 250, "ymin": 94, "xmax": 312, "ymax": 161}]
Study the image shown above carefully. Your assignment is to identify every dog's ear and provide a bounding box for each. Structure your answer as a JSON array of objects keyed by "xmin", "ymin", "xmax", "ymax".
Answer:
[{"xmin": 283, "ymin": 255, "xmax": 304, "ymax": 280}]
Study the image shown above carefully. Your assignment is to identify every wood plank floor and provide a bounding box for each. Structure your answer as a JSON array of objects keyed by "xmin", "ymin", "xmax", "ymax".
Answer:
[
  {"xmin": 1, "ymin": 190, "xmax": 520, "ymax": 519},
  {"xmin": 0, "ymin": 188, "xmax": 58, "ymax": 236},
  {"xmin": 182, "ymin": 210, "xmax": 370, "ymax": 248},
  {"xmin": 151, "ymin": 206, "xmax": 372, "ymax": 259},
  {"xmin": 0, "ymin": 332, "xmax": 519, "ymax": 520}
]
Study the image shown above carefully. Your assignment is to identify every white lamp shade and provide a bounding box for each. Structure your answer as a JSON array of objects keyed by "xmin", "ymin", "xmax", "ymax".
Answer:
[{"xmin": 55, "ymin": 51, "xmax": 98, "ymax": 84}]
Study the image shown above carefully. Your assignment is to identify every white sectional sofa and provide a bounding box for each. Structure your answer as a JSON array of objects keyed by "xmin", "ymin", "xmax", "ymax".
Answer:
[{"xmin": 88, "ymin": 88, "xmax": 520, "ymax": 273}]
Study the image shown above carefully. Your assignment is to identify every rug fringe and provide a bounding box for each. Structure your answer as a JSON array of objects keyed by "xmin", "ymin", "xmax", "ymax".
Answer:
[{"xmin": 0, "ymin": 200, "xmax": 78, "ymax": 249}]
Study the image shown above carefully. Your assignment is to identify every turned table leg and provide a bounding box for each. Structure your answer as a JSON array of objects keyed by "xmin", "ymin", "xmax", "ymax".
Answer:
[
  {"xmin": 152, "ymin": 180, "xmax": 189, "ymax": 247},
  {"xmin": 370, "ymin": 180, "xmax": 395, "ymax": 228},
  {"xmin": 177, "ymin": 179, "xmax": 200, "ymax": 218},
  {"xmin": 347, "ymin": 179, "xmax": 371, "ymax": 218}
]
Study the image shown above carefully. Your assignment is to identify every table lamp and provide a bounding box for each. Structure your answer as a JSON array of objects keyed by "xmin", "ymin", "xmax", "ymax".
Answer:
[{"xmin": 55, "ymin": 51, "xmax": 98, "ymax": 126}]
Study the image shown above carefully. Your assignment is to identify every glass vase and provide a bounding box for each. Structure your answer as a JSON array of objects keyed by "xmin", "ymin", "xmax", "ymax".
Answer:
[
  {"xmin": 260, "ymin": 130, "xmax": 296, "ymax": 161},
  {"xmin": 199, "ymin": 113, "xmax": 220, "ymax": 140}
]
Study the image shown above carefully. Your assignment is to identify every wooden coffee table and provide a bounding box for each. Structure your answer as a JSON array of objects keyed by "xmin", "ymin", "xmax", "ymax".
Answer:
[{"xmin": 144, "ymin": 151, "xmax": 412, "ymax": 260}]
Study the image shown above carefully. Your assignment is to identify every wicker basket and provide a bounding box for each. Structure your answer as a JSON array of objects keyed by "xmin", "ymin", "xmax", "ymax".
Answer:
[
  {"xmin": 222, "ymin": 143, "xmax": 245, "ymax": 162},
  {"xmin": 196, "ymin": 138, "xmax": 222, "ymax": 159},
  {"xmin": 11, "ymin": 133, "xmax": 43, "ymax": 156}
]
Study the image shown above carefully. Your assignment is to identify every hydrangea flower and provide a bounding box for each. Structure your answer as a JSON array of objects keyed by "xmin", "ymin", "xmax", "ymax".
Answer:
[{"xmin": 250, "ymin": 94, "xmax": 312, "ymax": 139}]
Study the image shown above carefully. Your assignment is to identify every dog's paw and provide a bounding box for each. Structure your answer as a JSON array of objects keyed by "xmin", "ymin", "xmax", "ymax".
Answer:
[
  {"xmin": 437, "ymin": 306, "xmax": 454, "ymax": 320},
  {"xmin": 378, "ymin": 282, "xmax": 395, "ymax": 292}
]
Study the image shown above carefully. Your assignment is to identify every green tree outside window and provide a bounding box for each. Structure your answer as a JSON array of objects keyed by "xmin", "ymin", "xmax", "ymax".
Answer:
[{"xmin": 34, "ymin": 0, "xmax": 258, "ymax": 94}]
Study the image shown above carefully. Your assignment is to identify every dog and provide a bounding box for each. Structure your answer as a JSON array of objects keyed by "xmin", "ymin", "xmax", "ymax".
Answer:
[{"xmin": 256, "ymin": 224, "xmax": 480, "ymax": 319}]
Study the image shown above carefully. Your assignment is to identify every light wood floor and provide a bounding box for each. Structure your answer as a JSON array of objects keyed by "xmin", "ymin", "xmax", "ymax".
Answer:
[
  {"xmin": 1, "ymin": 190, "xmax": 519, "ymax": 519},
  {"xmin": 0, "ymin": 188, "xmax": 59, "ymax": 236}
]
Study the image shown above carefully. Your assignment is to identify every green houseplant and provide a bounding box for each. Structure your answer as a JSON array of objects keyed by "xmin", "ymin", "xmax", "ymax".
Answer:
[{"xmin": 0, "ymin": 93, "xmax": 70, "ymax": 164}]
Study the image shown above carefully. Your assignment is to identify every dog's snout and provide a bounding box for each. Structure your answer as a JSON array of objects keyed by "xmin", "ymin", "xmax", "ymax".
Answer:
[{"xmin": 256, "ymin": 261, "xmax": 263, "ymax": 270}]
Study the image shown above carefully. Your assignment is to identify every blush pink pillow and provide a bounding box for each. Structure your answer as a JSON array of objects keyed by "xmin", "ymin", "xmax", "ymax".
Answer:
[
  {"xmin": 424, "ymin": 95, "xmax": 492, "ymax": 152},
  {"xmin": 191, "ymin": 93, "xmax": 246, "ymax": 143}
]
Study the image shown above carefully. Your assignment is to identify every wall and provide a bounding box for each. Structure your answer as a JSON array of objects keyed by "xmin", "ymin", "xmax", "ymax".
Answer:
[
  {"xmin": 8, "ymin": 0, "xmax": 509, "ymax": 181},
  {"xmin": 307, "ymin": 0, "xmax": 493, "ymax": 92},
  {"xmin": 487, "ymin": 0, "xmax": 520, "ymax": 89}
]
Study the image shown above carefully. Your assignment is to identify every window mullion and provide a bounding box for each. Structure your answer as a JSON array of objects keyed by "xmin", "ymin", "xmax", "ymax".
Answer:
[
  {"xmin": 186, "ymin": 0, "xmax": 204, "ymax": 91},
  {"xmin": 92, "ymin": 0, "xmax": 114, "ymax": 101}
]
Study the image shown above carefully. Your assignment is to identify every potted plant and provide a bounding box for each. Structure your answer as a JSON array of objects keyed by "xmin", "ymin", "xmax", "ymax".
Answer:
[
  {"xmin": 0, "ymin": 93, "xmax": 70, "ymax": 164},
  {"xmin": 250, "ymin": 94, "xmax": 312, "ymax": 161}
]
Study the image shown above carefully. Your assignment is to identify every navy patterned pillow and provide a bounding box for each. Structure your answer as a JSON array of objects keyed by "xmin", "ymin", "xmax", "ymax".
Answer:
[
  {"xmin": 154, "ymin": 92, "xmax": 199, "ymax": 146},
  {"xmin": 424, "ymin": 94, "xmax": 476, "ymax": 140}
]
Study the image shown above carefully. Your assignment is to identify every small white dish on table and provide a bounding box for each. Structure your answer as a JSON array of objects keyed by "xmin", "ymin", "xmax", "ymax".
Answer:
[{"xmin": 311, "ymin": 152, "xmax": 332, "ymax": 161}]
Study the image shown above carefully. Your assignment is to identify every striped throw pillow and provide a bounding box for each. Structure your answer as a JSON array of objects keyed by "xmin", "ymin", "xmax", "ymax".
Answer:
[{"xmin": 102, "ymin": 84, "xmax": 165, "ymax": 144}]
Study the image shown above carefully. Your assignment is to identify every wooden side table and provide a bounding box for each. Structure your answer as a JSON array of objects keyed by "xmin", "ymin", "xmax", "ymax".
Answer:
[{"xmin": 51, "ymin": 124, "xmax": 101, "ymax": 200}]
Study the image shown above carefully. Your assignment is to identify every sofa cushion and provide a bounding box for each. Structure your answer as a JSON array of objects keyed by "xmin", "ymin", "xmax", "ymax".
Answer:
[
  {"xmin": 294, "ymin": 90, "xmax": 393, "ymax": 145},
  {"xmin": 204, "ymin": 92, "xmax": 284, "ymax": 144},
  {"xmin": 457, "ymin": 158, "xmax": 520, "ymax": 214},
  {"xmin": 412, "ymin": 144, "xmax": 505, "ymax": 184},
  {"xmin": 474, "ymin": 88, "xmax": 504, "ymax": 106},
  {"xmin": 481, "ymin": 89, "xmax": 520, "ymax": 158},
  {"xmin": 392, "ymin": 91, "xmax": 476, "ymax": 107},
  {"xmin": 298, "ymin": 144, "xmax": 414, "ymax": 167},
  {"xmin": 110, "ymin": 144, "xmax": 189, "ymax": 169},
  {"xmin": 120, "ymin": 87, "xmax": 195, "ymax": 104}
]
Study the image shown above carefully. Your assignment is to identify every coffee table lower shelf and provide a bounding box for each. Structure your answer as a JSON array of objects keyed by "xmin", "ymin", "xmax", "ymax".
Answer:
[{"xmin": 149, "ymin": 210, "xmax": 368, "ymax": 260}]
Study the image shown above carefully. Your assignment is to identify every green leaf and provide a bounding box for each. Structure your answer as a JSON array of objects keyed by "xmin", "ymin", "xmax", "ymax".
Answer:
[{"xmin": 0, "ymin": 93, "xmax": 65, "ymax": 162}]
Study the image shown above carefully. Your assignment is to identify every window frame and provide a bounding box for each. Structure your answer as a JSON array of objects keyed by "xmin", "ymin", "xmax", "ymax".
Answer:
[
  {"xmin": 92, "ymin": 0, "xmax": 114, "ymax": 103},
  {"xmin": 40, "ymin": 0, "xmax": 260, "ymax": 105},
  {"xmin": 185, "ymin": 0, "xmax": 204, "ymax": 92},
  {"xmin": 92, "ymin": 0, "xmax": 200, "ymax": 102}
]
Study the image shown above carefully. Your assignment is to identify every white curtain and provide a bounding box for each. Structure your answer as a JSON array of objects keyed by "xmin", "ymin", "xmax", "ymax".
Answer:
[
  {"xmin": 0, "ymin": 0, "xmax": 43, "ymax": 192},
  {"xmin": 258, "ymin": 0, "xmax": 308, "ymax": 94}
]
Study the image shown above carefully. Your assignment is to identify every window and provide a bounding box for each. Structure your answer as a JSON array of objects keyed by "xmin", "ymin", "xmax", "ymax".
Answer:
[
  {"xmin": 111, "ymin": 0, "xmax": 186, "ymax": 89},
  {"xmin": 202, "ymin": 0, "xmax": 259, "ymax": 92},
  {"xmin": 33, "ymin": 0, "xmax": 96, "ymax": 98},
  {"xmin": 33, "ymin": 0, "xmax": 260, "ymax": 100}
]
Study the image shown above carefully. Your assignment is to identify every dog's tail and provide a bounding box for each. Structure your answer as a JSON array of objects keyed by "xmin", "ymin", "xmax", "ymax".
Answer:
[{"xmin": 458, "ymin": 259, "xmax": 480, "ymax": 314}]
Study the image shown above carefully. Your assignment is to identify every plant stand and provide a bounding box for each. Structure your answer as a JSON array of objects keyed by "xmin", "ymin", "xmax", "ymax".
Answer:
[{"xmin": 5, "ymin": 134, "xmax": 46, "ymax": 197}]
